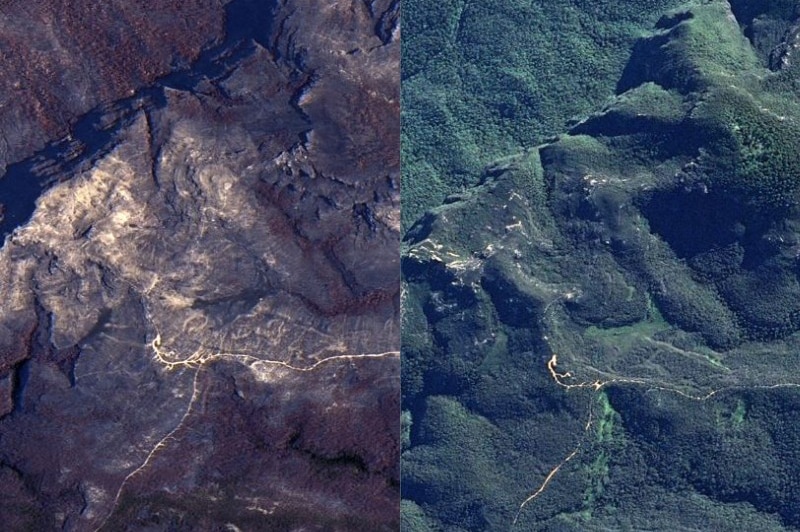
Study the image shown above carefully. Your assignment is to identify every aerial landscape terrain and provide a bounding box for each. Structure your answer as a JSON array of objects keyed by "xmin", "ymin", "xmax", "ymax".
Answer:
[
  {"xmin": 402, "ymin": 0, "xmax": 800, "ymax": 530},
  {"xmin": 0, "ymin": 1, "xmax": 400, "ymax": 530}
]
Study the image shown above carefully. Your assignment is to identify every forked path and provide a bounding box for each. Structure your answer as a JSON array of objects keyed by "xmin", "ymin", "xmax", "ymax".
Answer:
[
  {"xmin": 94, "ymin": 329, "xmax": 399, "ymax": 531},
  {"xmin": 512, "ymin": 353, "xmax": 800, "ymax": 528}
]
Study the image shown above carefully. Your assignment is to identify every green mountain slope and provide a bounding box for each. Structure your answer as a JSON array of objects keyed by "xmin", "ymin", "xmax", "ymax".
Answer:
[
  {"xmin": 402, "ymin": 1, "xmax": 800, "ymax": 530},
  {"xmin": 401, "ymin": 0, "xmax": 694, "ymax": 231}
]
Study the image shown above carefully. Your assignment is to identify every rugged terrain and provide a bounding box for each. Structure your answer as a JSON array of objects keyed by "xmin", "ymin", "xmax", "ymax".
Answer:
[
  {"xmin": 0, "ymin": 1, "xmax": 400, "ymax": 530},
  {"xmin": 400, "ymin": 0, "xmax": 694, "ymax": 230},
  {"xmin": 402, "ymin": 1, "xmax": 800, "ymax": 530}
]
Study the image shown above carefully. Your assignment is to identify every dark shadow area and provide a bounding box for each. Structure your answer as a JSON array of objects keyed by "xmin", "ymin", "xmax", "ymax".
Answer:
[
  {"xmin": 728, "ymin": 0, "xmax": 800, "ymax": 68},
  {"xmin": 641, "ymin": 188, "xmax": 747, "ymax": 259},
  {"xmin": 655, "ymin": 10, "xmax": 694, "ymax": 30},
  {"xmin": 0, "ymin": 0, "xmax": 283, "ymax": 248},
  {"xmin": 374, "ymin": 0, "xmax": 400, "ymax": 45},
  {"xmin": 10, "ymin": 360, "xmax": 30, "ymax": 415},
  {"xmin": 616, "ymin": 33, "xmax": 672, "ymax": 95},
  {"xmin": 160, "ymin": 0, "xmax": 282, "ymax": 91}
]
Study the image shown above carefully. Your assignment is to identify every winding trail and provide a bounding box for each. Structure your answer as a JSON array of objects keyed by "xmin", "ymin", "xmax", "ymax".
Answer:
[
  {"xmin": 512, "ymin": 352, "xmax": 800, "ymax": 529},
  {"xmin": 94, "ymin": 330, "xmax": 399, "ymax": 531}
]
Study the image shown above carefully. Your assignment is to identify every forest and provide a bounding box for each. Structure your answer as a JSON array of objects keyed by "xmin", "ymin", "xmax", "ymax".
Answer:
[{"xmin": 402, "ymin": 1, "xmax": 800, "ymax": 530}]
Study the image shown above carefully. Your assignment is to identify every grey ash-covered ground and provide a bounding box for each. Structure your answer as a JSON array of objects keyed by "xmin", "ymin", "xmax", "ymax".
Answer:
[{"xmin": 0, "ymin": 1, "xmax": 399, "ymax": 530}]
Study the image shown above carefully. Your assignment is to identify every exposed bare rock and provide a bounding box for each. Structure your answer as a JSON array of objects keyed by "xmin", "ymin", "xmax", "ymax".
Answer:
[{"xmin": 0, "ymin": 1, "xmax": 399, "ymax": 530}]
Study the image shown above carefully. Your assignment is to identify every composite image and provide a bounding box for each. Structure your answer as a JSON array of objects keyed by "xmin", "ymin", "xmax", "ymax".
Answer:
[{"xmin": 1, "ymin": 1, "xmax": 800, "ymax": 531}]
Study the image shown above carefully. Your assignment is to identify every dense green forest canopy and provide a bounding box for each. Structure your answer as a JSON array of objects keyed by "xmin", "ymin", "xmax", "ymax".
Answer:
[
  {"xmin": 401, "ymin": 0, "xmax": 695, "ymax": 231},
  {"xmin": 402, "ymin": 1, "xmax": 800, "ymax": 530}
]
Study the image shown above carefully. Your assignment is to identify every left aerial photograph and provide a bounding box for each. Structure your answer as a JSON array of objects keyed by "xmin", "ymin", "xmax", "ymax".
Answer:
[{"xmin": 0, "ymin": 1, "xmax": 400, "ymax": 530}]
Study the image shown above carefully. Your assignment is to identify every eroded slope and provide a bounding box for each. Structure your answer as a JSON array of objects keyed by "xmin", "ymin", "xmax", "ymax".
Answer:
[{"xmin": 0, "ymin": 1, "xmax": 400, "ymax": 530}]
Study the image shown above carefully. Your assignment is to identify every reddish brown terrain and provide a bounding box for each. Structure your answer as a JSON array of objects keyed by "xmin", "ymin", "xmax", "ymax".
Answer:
[
  {"xmin": 0, "ymin": 0, "xmax": 228, "ymax": 175},
  {"xmin": 0, "ymin": 1, "xmax": 400, "ymax": 530}
]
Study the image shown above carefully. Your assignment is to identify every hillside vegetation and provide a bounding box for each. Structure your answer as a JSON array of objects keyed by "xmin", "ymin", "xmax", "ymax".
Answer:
[{"xmin": 402, "ymin": 1, "xmax": 800, "ymax": 530}]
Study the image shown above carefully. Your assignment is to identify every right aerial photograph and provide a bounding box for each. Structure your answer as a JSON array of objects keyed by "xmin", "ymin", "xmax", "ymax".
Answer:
[{"xmin": 401, "ymin": 1, "xmax": 800, "ymax": 530}]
